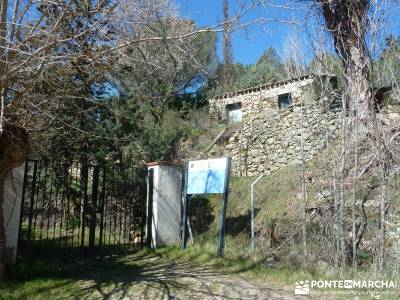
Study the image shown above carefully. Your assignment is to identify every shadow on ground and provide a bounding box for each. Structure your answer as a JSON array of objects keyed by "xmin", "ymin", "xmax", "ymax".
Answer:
[{"xmin": 4, "ymin": 247, "xmax": 297, "ymax": 300}]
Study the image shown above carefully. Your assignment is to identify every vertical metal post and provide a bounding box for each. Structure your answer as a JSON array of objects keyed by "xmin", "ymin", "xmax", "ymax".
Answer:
[
  {"xmin": 72, "ymin": 161, "xmax": 79, "ymax": 247},
  {"xmin": 46, "ymin": 162, "xmax": 55, "ymax": 241},
  {"xmin": 80, "ymin": 163, "xmax": 89, "ymax": 248},
  {"xmin": 17, "ymin": 161, "xmax": 29, "ymax": 253},
  {"xmin": 59, "ymin": 162, "xmax": 67, "ymax": 245},
  {"xmin": 118, "ymin": 172, "xmax": 123, "ymax": 245},
  {"xmin": 27, "ymin": 161, "xmax": 38, "ymax": 242},
  {"xmin": 32, "ymin": 160, "xmax": 43, "ymax": 241},
  {"xmin": 250, "ymin": 174, "xmax": 264, "ymax": 252},
  {"xmin": 112, "ymin": 166, "xmax": 117, "ymax": 246},
  {"xmin": 88, "ymin": 166, "xmax": 99, "ymax": 255},
  {"xmin": 146, "ymin": 168, "xmax": 154, "ymax": 247},
  {"xmin": 99, "ymin": 167, "xmax": 106, "ymax": 247},
  {"xmin": 39, "ymin": 161, "xmax": 49, "ymax": 241},
  {"xmin": 65, "ymin": 162, "xmax": 72, "ymax": 248},
  {"xmin": 180, "ymin": 161, "xmax": 189, "ymax": 250},
  {"xmin": 52, "ymin": 163, "xmax": 60, "ymax": 241},
  {"xmin": 107, "ymin": 166, "xmax": 114, "ymax": 245},
  {"xmin": 181, "ymin": 195, "xmax": 194, "ymax": 245},
  {"xmin": 217, "ymin": 157, "xmax": 232, "ymax": 257}
]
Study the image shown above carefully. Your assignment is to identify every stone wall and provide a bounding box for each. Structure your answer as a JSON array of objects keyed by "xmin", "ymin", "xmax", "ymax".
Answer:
[
  {"xmin": 209, "ymin": 75, "xmax": 315, "ymax": 123},
  {"xmin": 225, "ymin": 105, "xmax": 341, "ymax": 176}
]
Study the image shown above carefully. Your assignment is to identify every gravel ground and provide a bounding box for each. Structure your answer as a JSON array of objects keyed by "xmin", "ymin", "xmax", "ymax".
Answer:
[{"xmin": 76, "ymin": 255, "xmax": 307, "ymax": 300}]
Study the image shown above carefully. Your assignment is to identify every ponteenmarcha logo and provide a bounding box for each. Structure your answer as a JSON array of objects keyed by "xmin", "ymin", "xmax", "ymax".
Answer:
[
  {"xmin": 294, "ymin": 279, "xmax": 397, "ymax": 295},
  {"xmin": 294, "ymin": 280, "xmax": 310, "ymax": 295}
]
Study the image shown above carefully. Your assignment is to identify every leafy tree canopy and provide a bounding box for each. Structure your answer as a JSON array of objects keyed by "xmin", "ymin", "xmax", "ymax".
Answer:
[{"xmin": 207, "ymin": 47, "xmax": 286, "ymax": 97}]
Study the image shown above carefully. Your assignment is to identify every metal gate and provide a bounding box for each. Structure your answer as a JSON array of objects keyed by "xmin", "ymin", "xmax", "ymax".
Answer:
[{"xmin": 18, "ymin": 159, "xmax": 146, "ymax": 255}]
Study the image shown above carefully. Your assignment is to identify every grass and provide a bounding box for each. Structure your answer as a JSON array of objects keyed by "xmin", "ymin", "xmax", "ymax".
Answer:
[
  {"xmin": 3, "ymin": 245, "xmax": 398, "ymax": 300},
  {"xmin": 228, "ymin": 164, "xmax": 302, "ymax": 221},
  {"xmin": 5, "ymin": 149, "xmax": 400, "ymax": 298},
  {"xmin": 0, "ymin": 246, "xmax": 263, "ymax": 300},
  {"xmin": 1, "ymin": 246, "xmax": 145, "ymax": 300},
  {"xmin": 0, "ymin": 245, "xmax": 306, "ymax": 300},
  {"xmin": 149, "ymin": 245, "xmax": 400, "ymax": 300},
  {"xmin": 188, "ymin": 163, "xmax": 306, "ymax": 257},
  {"xmin": 182, "ymin": 158, "xmax": 400, "ymax": 298},
  {"xmin": 1, "ymin": 261, "xmax": 81, "ymax": 300}
]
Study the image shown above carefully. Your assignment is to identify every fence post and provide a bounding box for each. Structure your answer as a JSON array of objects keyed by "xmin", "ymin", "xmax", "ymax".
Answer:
[
  {"xmin": 80, "ymin": 163, "xmax": 89, "ymax": 248},
  {"xmin": 250, "ymin": 174, "xmax": 264, "ymax": 252},
  {"xmin": 180, "ymin": 161, "xmax": 189, "ymax": 250},
  {"xmin": 98, "ymin": 167, "xmax": 106, "ymax": 247},
  {"xmin": 216, "ymin": 157, "xmax": 232, "ymax": 257},
  {"xmin": 88, "ymin": 166, "xmax": 99, "ymax": 255},
  {"xmin": 27, "ymin": 161, "xmax": 38, "ymax": 242},
  {"xmin": 17, "ymin": 161, "xmax": 29, "ymax": 252}
]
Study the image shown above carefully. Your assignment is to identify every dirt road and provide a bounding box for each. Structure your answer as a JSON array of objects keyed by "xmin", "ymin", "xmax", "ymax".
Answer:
[{"xmin": 77, "ymin": 254, "xmax": 305, "ymax": 300}]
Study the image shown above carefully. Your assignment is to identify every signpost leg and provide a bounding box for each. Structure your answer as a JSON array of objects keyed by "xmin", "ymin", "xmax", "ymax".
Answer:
[
  {"xmin": 217, "ymin": 158, "xmax": 231, "ymax": 257},
  {"xmin": 181, "ymin": 195, "xmax": 194, "ymax": 245},
  {"xmin": 180, "ymin": 161, "xmax": 189, "ymax": 250}
]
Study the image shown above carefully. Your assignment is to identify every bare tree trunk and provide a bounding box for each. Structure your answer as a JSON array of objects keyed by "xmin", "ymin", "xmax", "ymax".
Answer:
[
  {"xmin": 0, "ymin": 0, "xmax": 9, "ymax": 68},
  {"xmin": 317, "ymin": 1, "xmax": 373, "ymax": 133},
  {"xmin": 378, "ymin": 169, "xmax": 387, "ymax": 271},
  {"xmin": 300, "ymin": 101, "xmax": 308, "ymax": 259},
  {"xmin": 351, "ymin": 114, "xmax": 359, "ymax": 270},
  {"xmin": 0, "ymin": 0, "xmax": 9, "ymax": 134},
  {"xmin": 345, "ymin": 46, "xmax": 373, "ymax": 134},
  {"xmin": 0, "ymin": 124, "xmax": 29, "ymax": 281},
  {"xmin": 222, "ymin": 0, "xmax": 234, "ymax": 87},
  {"xmin": 376, "ymin": 146, "xmax": 389, "ymax": 271},
  {"xmin": 332, "ymin": 163, "xmax": 340, "ymax": 262},
  {"xmin": 0, "ymin": 174, "xmax": 5, "ymax": 280},
  {"xmin": 338, "ymin": 89, "xmax": 348, "ymax": 267},
  {"xmin": 314, "ymin": 0, "xmax": 376, "ymax": 270}
]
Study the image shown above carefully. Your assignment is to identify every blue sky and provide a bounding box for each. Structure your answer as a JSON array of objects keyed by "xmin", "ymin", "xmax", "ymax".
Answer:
[
  {"xmin": 177, "ymin": 0, "xmax": 313, "ymax": 65},
  {"xmin": 178, "ymin": 0, "xmax": 400, "ymax": 65}
]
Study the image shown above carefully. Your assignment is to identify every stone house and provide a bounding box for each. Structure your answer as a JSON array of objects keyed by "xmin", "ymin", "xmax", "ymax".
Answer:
[
  {"xmin": 208, "ymin": 74, "xmax": 342, "ymax": 176},
  {"xmin": 208, "ymin": 74, "xmax": 333, "ymax": 124},
  {"xmin": 208, "ymin": 74, "xmax": 398, "ymax": 176}
]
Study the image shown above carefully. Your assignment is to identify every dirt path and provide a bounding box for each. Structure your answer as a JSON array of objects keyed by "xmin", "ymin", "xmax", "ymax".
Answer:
[{"xmin": 76, "ymin": 255, "xmax": 306, "ymax": 300}]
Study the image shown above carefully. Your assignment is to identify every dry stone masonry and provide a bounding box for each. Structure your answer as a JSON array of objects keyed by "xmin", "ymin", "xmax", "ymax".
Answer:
[
  {"xmin": 208, "ymin": 74, "xmax": 399, "ymax": 176},
  {"xmin": 208, "ymin": 74, "xmax": 342, "ymax": 176},
  {"xmin": 209, "ymin": 75, "xmax": 316, "ymax": 123},
  {"xmin": 226, "ymin": 105, "xmax": 341, "ymax": 176}
]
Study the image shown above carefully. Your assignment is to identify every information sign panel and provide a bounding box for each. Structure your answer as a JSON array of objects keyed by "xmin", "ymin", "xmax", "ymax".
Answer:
[{"xmin": 186, "ymin": 158, "xmax": 228, "ymax": 194}]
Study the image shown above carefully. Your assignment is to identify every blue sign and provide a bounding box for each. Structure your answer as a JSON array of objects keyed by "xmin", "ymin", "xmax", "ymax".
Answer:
[{"xmin": 187, "ymin": 158, "xmax": 229, "ymax": 194}]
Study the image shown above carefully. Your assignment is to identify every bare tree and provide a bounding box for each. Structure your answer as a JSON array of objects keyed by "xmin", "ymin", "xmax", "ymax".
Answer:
[
  {"xmin": 0, "ymin": 0, "xmax": 269, "ymax": 280},
  {"xmin": 0, "ymin": 0, "xmax": 116, "ymax": 280},
  {"xmin": 111, "ymin": 0, "xmax": 217, "ymax": 122},
  {"xmin": 312, "ymin": 0, "xmax": 373, "ymax": 132},
  {"xmin": 284, "ymin": 31, "xmax": 309, "ymax": 259},
  {"xmin": 222, "ymin": 0, "xmax": 235, "ymax": 87},
  {"xmin": 308, "ymin": 0, "xmax": 399, "ymax": 271}
]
